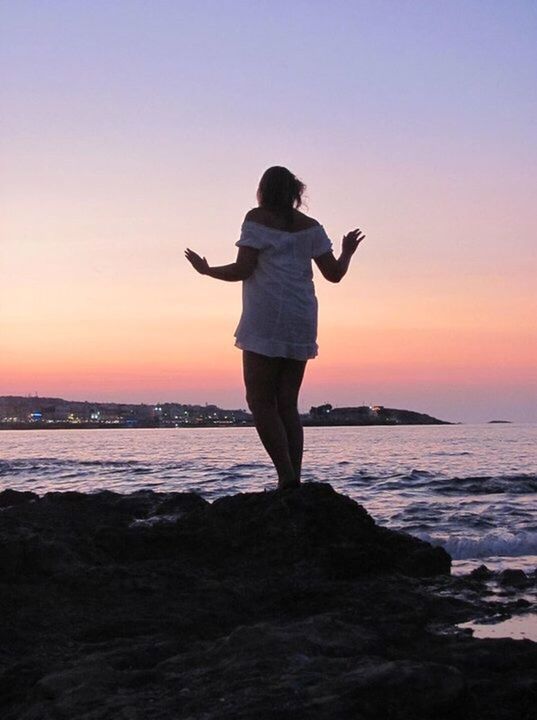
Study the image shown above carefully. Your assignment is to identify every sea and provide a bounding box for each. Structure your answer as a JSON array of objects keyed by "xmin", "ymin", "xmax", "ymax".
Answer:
[{"xmin": 1, "ymin": 423, "xmax": 535, "ymax": 575}]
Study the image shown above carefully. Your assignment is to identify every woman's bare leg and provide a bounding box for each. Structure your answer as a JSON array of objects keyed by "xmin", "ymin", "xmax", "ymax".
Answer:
[
  {"xmin": 276, "ymin": 359, "xmax": 307, "ymax": 483},
  {"xmin": 242, "ymin": 351, "xmax": 296, "ymax": 489}
]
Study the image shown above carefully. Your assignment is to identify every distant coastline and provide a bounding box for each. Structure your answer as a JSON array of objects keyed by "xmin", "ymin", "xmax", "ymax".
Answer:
[{"xmin": 0, "ymin": 395, "xmax": 450, "ymax": 429}]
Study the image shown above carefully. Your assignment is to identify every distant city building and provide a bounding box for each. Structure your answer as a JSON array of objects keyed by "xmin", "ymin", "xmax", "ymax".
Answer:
[
  {"xmin": 0, "ymin": 395, "xmax": 252, "ymax": 428},
  {"xmin": 0, "ymin": 396, "xmax": 446, "ymax": 429}
]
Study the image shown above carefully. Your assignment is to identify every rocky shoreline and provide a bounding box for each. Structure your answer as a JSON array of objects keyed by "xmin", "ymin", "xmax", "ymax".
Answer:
[{"xmin": 0, "ymin": 483, "xmax": 535, "ymax": 719}]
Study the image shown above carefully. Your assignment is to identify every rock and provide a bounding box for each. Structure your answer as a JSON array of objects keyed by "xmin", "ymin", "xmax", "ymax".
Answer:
[
  {"xmin": 499, "ymin": 569, "xmax": 529, "ymax": 588},
  {"xmin": 0, "ymin": 483, "xmax": 448, "ymax": 578},
  {"xmin": 339, "ymin": 660, "xmax": 466, "ymax": 714},
  {"xmin": 174, "ymin": 483, "xmax": 451, "ymax": 577},
  {"xmin": 0, "ymin": 489, "xmax": 38, "ymax": 508},
  {"xmin": 470, "ymin": 564, "xmax": 494, "ymax": 580},
  {"xmin": 0, "ymin": 482, "xmax": 535, "ymax": 719}
]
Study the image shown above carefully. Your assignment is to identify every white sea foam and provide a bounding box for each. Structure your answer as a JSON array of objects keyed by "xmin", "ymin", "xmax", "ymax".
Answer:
[{"xmin": 417, "ymin": 530, "xmax": 537, "ymax": 560}]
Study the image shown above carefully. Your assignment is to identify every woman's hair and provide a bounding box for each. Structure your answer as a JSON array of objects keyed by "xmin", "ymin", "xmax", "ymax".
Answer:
[{"xmin": 257, "ymin": 166, "xmax": 306, "ymax": 230}]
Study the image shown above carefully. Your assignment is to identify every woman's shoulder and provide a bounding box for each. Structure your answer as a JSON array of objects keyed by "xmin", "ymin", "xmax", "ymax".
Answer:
[
  {"xmin": 243, "ymin": 208, "xmax": 320, "ymax": 231},
  {"xmin": 243, "ymin": 208, "xmax": 267, "ymax": 225}
]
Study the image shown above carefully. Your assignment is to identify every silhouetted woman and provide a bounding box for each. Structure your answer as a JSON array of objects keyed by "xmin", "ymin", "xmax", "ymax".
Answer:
[{"xmin": 185, "ymin": 166, "xmax": 364, "ymax": 489}]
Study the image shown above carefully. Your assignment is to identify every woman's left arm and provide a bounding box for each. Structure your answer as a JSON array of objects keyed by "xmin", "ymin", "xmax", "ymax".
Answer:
[{"xmin": 185, "ymin": 246, "xmax": 258, "ymax": 282}]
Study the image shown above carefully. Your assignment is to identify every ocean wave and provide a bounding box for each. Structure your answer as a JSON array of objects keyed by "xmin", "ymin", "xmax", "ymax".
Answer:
[
  {"xmin": 0, "ymin": 457, "xmax": 146, "ymax": 471},
  {"xmin": 0, "ymin": 457, "xmax": 201, "ymax": 475},
  {"xmin": 416, "ymin": 529, "xmax": 537, "ymax": 560},
  {"xmin": 347, "ymin": 472, "xmax": 537, "ymax": 496},
  {"xmin": 429, "ymin": 451, "xmax": 472, "ymax": 456},
  {"xmin": 432, "ymin": 474, "xmax": 537, "ymax": 495},
  {"xmin": 228, "ymin": 462, "xmax": 270, "ymax": 470}
]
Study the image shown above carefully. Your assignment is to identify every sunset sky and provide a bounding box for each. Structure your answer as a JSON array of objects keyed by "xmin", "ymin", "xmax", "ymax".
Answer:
[{"xmin": 1, "ymin": 1, "xmax": 536, "ymax": 423}]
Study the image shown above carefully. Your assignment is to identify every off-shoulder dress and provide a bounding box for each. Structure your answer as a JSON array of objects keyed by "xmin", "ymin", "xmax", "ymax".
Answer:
[{"xmin": 234, "ymin": 220, "xmax": 333, "ymax": 360}]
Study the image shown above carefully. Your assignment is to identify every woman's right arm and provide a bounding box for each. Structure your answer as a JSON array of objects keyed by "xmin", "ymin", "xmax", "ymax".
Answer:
[
  {"xmin": 314, "ymin": 228, "xmax": 365, "ymax": 283},
  {"xmin": 185, "ymin": 246, "xmax": 258, "ymax": 281}
]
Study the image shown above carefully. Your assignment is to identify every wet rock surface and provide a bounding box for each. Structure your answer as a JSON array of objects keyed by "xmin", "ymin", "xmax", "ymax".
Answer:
[{"xmin": 0, "ymin": 482, "xmax": 535, "ymax": 719}]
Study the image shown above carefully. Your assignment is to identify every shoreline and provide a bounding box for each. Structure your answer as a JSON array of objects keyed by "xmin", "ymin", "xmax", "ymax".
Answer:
[{"xmin": 1, "ymin": 420, "xmax": 454, "ymax": 431}]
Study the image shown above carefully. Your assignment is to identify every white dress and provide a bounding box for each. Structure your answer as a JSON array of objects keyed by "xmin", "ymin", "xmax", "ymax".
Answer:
[{"xmin": 234, "ymin": 220, "xmax": 333, "ymax": 360}]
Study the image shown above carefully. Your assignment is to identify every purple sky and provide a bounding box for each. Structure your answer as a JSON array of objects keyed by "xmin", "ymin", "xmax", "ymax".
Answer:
[{"xmin": 1, "ymin": 1, "xmax": 536, "ymax": 422}]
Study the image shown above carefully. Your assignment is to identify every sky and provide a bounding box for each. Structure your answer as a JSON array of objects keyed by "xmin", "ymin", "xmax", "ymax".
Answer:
[{"xmin": 1, "ymin": 0, "xmax": 536, "ymax": 423}]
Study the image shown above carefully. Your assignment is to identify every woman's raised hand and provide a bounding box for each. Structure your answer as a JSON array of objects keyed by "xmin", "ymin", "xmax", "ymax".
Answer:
[
  {"xmin": 342, "ymin": 229, "xmax": 365, "ymax": 255},
  {"xmin": 185, "ymin": 248, "xmax": 209, "ymax": 275}
]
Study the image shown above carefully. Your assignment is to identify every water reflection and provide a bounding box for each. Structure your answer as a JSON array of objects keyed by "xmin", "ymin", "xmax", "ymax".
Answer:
[{"xmin": 458, "ymin": 614, "xmax": 537, "ymax": 641}]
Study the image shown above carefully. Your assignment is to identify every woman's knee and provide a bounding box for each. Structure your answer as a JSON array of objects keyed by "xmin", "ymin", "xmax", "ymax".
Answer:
[
  {"xmin": 246, "ymin": 390, "xmax": 277, "ymax": 415},
  {"xmin": 276, "ymin": 393, "xmax": 299, "ymax": 416}
]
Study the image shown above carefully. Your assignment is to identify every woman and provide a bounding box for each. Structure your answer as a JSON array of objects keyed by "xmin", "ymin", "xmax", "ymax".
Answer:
[{"xmin": 185, "ymin": 166, "xmax": 364, "ymax": 490}]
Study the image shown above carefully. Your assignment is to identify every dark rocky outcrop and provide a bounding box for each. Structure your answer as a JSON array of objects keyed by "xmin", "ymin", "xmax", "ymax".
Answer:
[{"xmin": 0, "ymin": 483, "xmax": 535, "ymax": 719}]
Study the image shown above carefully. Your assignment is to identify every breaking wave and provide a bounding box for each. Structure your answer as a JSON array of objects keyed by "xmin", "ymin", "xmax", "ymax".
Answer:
[{"xmin": 417, "ymin": 530, "xmax": 537, "ymax": 560}]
